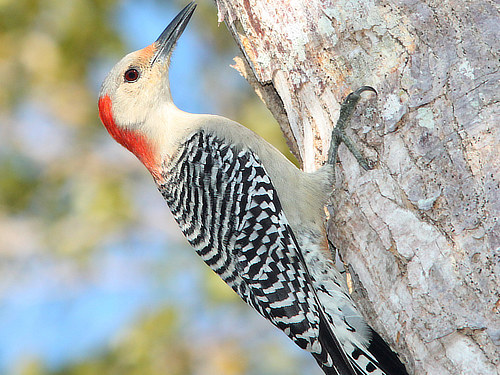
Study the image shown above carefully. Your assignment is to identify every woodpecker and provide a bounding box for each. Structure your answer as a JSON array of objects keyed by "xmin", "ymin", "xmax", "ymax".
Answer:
[{"xmin": 98, "ymin": 2, "xmax": 408, "ymax": 374}]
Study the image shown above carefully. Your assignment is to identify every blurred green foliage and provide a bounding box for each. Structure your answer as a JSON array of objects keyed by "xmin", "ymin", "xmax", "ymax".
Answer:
[
  {"xmin": 0, "ymin": 0, "xmax": 308, "ymax": 374},
  {"xmin": 0, "ymin": 155, "xmax": 41, "ymax": 214}
]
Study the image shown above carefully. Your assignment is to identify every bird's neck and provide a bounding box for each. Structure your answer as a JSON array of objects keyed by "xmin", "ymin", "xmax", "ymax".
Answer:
[{"xmin": 98, "ymin": 94, "xmax": 161, "ymax": 178}]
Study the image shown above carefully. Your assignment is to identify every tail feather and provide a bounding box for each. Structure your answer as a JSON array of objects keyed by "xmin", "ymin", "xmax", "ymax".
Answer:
[
  {"xmin": 312, "ymin": 317, "xmax": 357, "ymax": 375},
  {"xmin": 365, "ymin": 328, "xmax": 408, "ymax": 375},
  {"xmin": 313, "ymin": 316, "xmax": 408, "ymax": 375},
  {"xmin": 347, "ymin": 327, "xmax": 408, "ymax": 375}
]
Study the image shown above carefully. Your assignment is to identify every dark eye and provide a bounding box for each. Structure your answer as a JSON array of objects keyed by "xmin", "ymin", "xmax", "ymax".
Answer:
[{"xmin": 124, "ymin": 68, "xmax": 139, "ymax": 82}]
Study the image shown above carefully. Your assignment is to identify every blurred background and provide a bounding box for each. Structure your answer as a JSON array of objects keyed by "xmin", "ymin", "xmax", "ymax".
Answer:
[{"xmin": 0, "ymin": 0, "xmax": 319, "ymax": 374}]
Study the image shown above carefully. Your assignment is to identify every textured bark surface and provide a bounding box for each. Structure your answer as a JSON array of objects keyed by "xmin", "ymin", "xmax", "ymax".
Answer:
[{"xmin": 215, "ymin": 0, "xmax": 499, "ymax": 374}]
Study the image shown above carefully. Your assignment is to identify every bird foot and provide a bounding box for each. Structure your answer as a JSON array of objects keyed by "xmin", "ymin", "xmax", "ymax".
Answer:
[{"xmin": 327, "ymin": 86, "xmax": 377, "ymax": 172}]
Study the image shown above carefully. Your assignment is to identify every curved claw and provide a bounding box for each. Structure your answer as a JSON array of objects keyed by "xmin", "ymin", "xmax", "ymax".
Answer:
[
  {"xmin": 327, "ymin": 86, "xmax": 377, "ymax": 175},
  {"xmin": 354, "ymin": 85, "xmax": 377, "ymax": 96},
  {"xmin": 342, "ymin": 86, "xmax": 377, "ymax": 108}
]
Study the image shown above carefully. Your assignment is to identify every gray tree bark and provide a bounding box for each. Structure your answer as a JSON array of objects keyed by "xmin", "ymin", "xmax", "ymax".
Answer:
[{"xmin": 214, "ymin": 0, "xmax": 499, "ymax": 374}]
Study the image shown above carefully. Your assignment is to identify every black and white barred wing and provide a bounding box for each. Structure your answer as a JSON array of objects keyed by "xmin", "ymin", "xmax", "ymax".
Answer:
[{"xmin": 159, "ymin": 132, "xmax": 332, "ymax": 357}]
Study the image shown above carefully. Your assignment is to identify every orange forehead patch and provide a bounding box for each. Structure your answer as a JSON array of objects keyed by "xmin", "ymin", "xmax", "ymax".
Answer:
[
  {"xmin": 98, "ymin": 94, "xmax": 160, "ymax": 178},
  {"xmin": 137, "ymin": 43, "xmax": 156, "ymax": 64}
]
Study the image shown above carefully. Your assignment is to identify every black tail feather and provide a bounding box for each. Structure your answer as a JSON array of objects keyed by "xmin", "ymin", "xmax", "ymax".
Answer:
[
  {"xmin": 367, "ymin": 328, "xmax": 408, "ymax": 375},
  {"xmin": 312, "ymin": 318, "xmax": 409, "ymax": 375},
  {"xmin": 312, "ymin": 317, "xmax": 358, "ymax": 375}
]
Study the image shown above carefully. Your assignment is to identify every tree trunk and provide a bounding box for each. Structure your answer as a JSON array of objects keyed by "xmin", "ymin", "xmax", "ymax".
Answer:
[{"xmin": 214, "ymin": 0, "xmax": 499, "ymax": 374}]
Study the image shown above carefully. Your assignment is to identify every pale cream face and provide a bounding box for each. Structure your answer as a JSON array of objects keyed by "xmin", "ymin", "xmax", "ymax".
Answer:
[
  {"xmin": 99, "ymin": 44, "xmax": 172, "ymax": 130},
  {"xmin": 98, "ymin": 41, "xmax": 201, "ymax": 177}
]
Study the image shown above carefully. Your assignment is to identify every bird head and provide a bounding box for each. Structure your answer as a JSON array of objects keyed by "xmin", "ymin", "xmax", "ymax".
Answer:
[{"xmin": 98, "ymin": 2, "xmax": 196, "ymax": 178}]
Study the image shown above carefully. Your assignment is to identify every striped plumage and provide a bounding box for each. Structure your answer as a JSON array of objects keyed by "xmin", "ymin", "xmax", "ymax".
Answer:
[
  {"xmin": 97, "ymin": 3, "xmax": 408, "ymax": 374},
  {"xmin": 156, "ymin": 130, "xmax": 405, "ymax": 375},
  {"xmin": 159, "ymin": 132, "xmax": 323, "ymax": 348}
]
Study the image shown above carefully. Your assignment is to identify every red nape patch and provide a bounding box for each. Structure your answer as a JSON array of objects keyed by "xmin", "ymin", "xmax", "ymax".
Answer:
[{"xmin": 98, "ymin": 95, "xmax": 160, "ymax": 177}]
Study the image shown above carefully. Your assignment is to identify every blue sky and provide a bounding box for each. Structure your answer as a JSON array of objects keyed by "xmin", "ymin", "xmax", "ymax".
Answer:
[{"xmin": 0, "ymin": 238, "xmax": 173, "ymax": 369}]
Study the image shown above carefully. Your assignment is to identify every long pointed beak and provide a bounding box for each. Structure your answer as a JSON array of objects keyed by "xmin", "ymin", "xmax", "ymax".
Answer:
[{"xmin": 151, "ymin": 1, "xmax": 197, "ymax": 66}]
